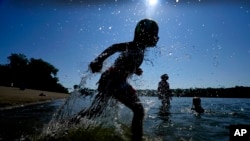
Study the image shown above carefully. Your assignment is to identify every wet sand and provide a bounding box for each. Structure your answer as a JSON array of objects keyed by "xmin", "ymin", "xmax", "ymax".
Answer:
[{"xmin": 0, "ymin": 86, "xmax": 69, "ymax": 109}]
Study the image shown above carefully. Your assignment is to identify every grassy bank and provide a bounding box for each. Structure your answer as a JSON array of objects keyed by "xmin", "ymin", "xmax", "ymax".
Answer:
[{"xmin": 0, "ymin": 86, "xmax": 69, "ymax": 109}]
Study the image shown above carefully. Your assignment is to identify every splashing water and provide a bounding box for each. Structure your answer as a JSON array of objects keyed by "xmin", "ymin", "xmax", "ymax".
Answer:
[
  {"xmin": 39, "ymin": 70, "xmax": 145, "ymax": 140},
  {"xmin": 39, "ymin": 71, "xmax": 98, "ymax": 137},
  {"xmin": 38, "ymin": 64, "xmax": 160, "ymax": 141},
  {"xmin": 52, "ymin": 71, "xmax": 95, "ymax": 120}
]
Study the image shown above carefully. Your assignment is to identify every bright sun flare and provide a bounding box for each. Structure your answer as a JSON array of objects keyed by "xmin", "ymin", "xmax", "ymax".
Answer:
[{"xmin": 147, "ymin": 0, "xmax": 158, "ymax": 6}]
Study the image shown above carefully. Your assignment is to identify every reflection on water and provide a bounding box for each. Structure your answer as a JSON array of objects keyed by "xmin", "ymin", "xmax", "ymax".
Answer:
[{"xmin": 0, "ymin": 97, "xmax": 250, "ymax": 141}]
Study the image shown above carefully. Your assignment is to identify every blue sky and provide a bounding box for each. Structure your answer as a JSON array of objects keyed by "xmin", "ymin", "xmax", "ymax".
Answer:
[{"xmin": 0, "ymin": 0, "xmax": 250, "ymax": 90}]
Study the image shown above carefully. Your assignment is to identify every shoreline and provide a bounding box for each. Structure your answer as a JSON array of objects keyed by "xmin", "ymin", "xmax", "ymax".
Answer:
[
  {"xmin": 0, "ymin": 98, "xmax": 66, "ymax": 111},
  {"xmin": 0, "ymin": 86, "xmax": 69, "ymax": 110}
]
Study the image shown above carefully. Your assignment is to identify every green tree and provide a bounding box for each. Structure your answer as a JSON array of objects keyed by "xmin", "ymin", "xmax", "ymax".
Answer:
[
  {"xmin": 27, "ymin": 58, "xmax": 58, "ymax": 91},
  {"xmin": 0, "ymin": 53, "xmax": 68, "ymax": 93},
  {"xmin": 0, "ymin": 64, "xmax": 11, "ymax": 86},
  {"xmin": 7, "ymin": 53, "xmax": 29, "ymax": 89}
]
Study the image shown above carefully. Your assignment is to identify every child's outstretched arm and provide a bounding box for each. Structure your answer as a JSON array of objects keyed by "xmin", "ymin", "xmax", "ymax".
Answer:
[{"xmin": 89, "ymin": 44, "xmax": 125, "ymax": 73}]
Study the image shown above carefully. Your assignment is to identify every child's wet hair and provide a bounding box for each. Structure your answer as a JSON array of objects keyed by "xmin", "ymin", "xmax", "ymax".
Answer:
[{"xmin": 134, "ymin": 19, "xmax": 159, "ymax": 41}]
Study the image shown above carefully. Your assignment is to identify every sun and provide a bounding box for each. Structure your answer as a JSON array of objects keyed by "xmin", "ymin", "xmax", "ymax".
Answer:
[
  {"xmin": 145, "ymin": 0, "xmax": 159, "ymax": 17},
  {"xmin": 147, "ymin": 0, "xmax": 158, "ymax": 6}
]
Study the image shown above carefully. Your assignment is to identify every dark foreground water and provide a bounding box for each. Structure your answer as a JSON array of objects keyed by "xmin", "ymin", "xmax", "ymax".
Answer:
[
  {"xmin": 0, "ymin": 100, "xmax": 65, "ymax": 141},
  {"xmin": 0, "ymin": 96, "xmax": 249, "ymax": 141}
]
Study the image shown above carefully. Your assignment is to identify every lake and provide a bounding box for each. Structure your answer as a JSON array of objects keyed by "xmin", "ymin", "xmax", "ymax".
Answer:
[{"xmin": 0, "ymin": 96, "xmax": 249, "ymax": 141}]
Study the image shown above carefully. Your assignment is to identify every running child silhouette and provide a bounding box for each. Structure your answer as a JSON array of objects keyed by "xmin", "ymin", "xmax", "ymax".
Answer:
[{"xmin": 78, "ymin": 19, "xmax": 159, "ymax": 140}]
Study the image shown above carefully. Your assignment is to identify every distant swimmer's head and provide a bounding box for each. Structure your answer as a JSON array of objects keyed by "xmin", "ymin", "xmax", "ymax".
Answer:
[
  {"xmin": 134, "ymin": 19, "xmax": 159, "ymax": 47},
  {"xmin": 161, "ymin": 74, "xmax": 168, "ymax": 80}
]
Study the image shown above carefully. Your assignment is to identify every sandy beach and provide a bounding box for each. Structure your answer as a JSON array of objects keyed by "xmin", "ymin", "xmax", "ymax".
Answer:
[{"xmin": 0, "ymin": 86, "xmax": 69, "ymax": 109}]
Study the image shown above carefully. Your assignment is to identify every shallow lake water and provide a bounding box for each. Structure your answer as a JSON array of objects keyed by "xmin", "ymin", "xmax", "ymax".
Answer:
[{"xmin": 0, "ymin": 96, "xmax": 249, "ymax": 141}]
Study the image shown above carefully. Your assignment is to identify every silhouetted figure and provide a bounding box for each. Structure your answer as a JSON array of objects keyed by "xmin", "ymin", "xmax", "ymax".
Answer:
[
  {"xmin": 77, "ymin": 19, "xmax": 159, "ymax": 141},
  {"xmin": 191, "ymin": 94, "xmax": 204, "ymax": 114},
  {"xmin": 157, "ymin": 74, "xmax": 172, "ymax": 111}
]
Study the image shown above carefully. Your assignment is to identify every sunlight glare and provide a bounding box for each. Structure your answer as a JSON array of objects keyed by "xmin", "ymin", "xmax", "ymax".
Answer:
[
  {"xmin": 145, "ymin": 0, "xmax": 159, "ymax": 17},
  {"xmin": 147, "ymin": 0, "xmax": 158, "ymax": 6}
]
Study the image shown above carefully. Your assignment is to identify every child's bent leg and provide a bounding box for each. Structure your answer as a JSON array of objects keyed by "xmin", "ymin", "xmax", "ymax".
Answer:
[
  {"xmin": 131, "ymin": 101, "xmax": 144, "ymax": 141},
  {"xmin": 115, "ymin": 85, "xmax": 145, "ymax": 140}
]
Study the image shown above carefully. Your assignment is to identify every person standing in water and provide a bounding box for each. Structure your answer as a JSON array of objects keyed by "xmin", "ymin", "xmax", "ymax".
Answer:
[
  {"xmin": 78, "ymin": 19, "xmax": 159, "ymax": 141},
  {"xmin": 191, "ymin": 94, "xmax": 204, "ymax": 114},
  {"xmin": 157, "ymin": 74, "xmax": 172, "ymax": 111}
]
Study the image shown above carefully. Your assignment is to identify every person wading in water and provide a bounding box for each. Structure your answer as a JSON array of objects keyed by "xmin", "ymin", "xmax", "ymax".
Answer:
[{"xmin": 158, "ymin": 74, "xmax": 172, "ymax": 111}]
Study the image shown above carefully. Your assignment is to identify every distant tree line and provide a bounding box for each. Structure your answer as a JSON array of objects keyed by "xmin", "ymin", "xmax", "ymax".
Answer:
[
  {"xmin": 0, "ymin": 53, "xmax": 68, "ymax": 93},
  {"xmin": 172, "ymin": 86, "xmax": 250, "ymax": 98},
  {"xmin": 136, "ymin": 86, "xmax": 250, "ymax": 98},
  {"xmin": 72, "ymin": 86, "xmax": 250, "ymax": 98}
]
